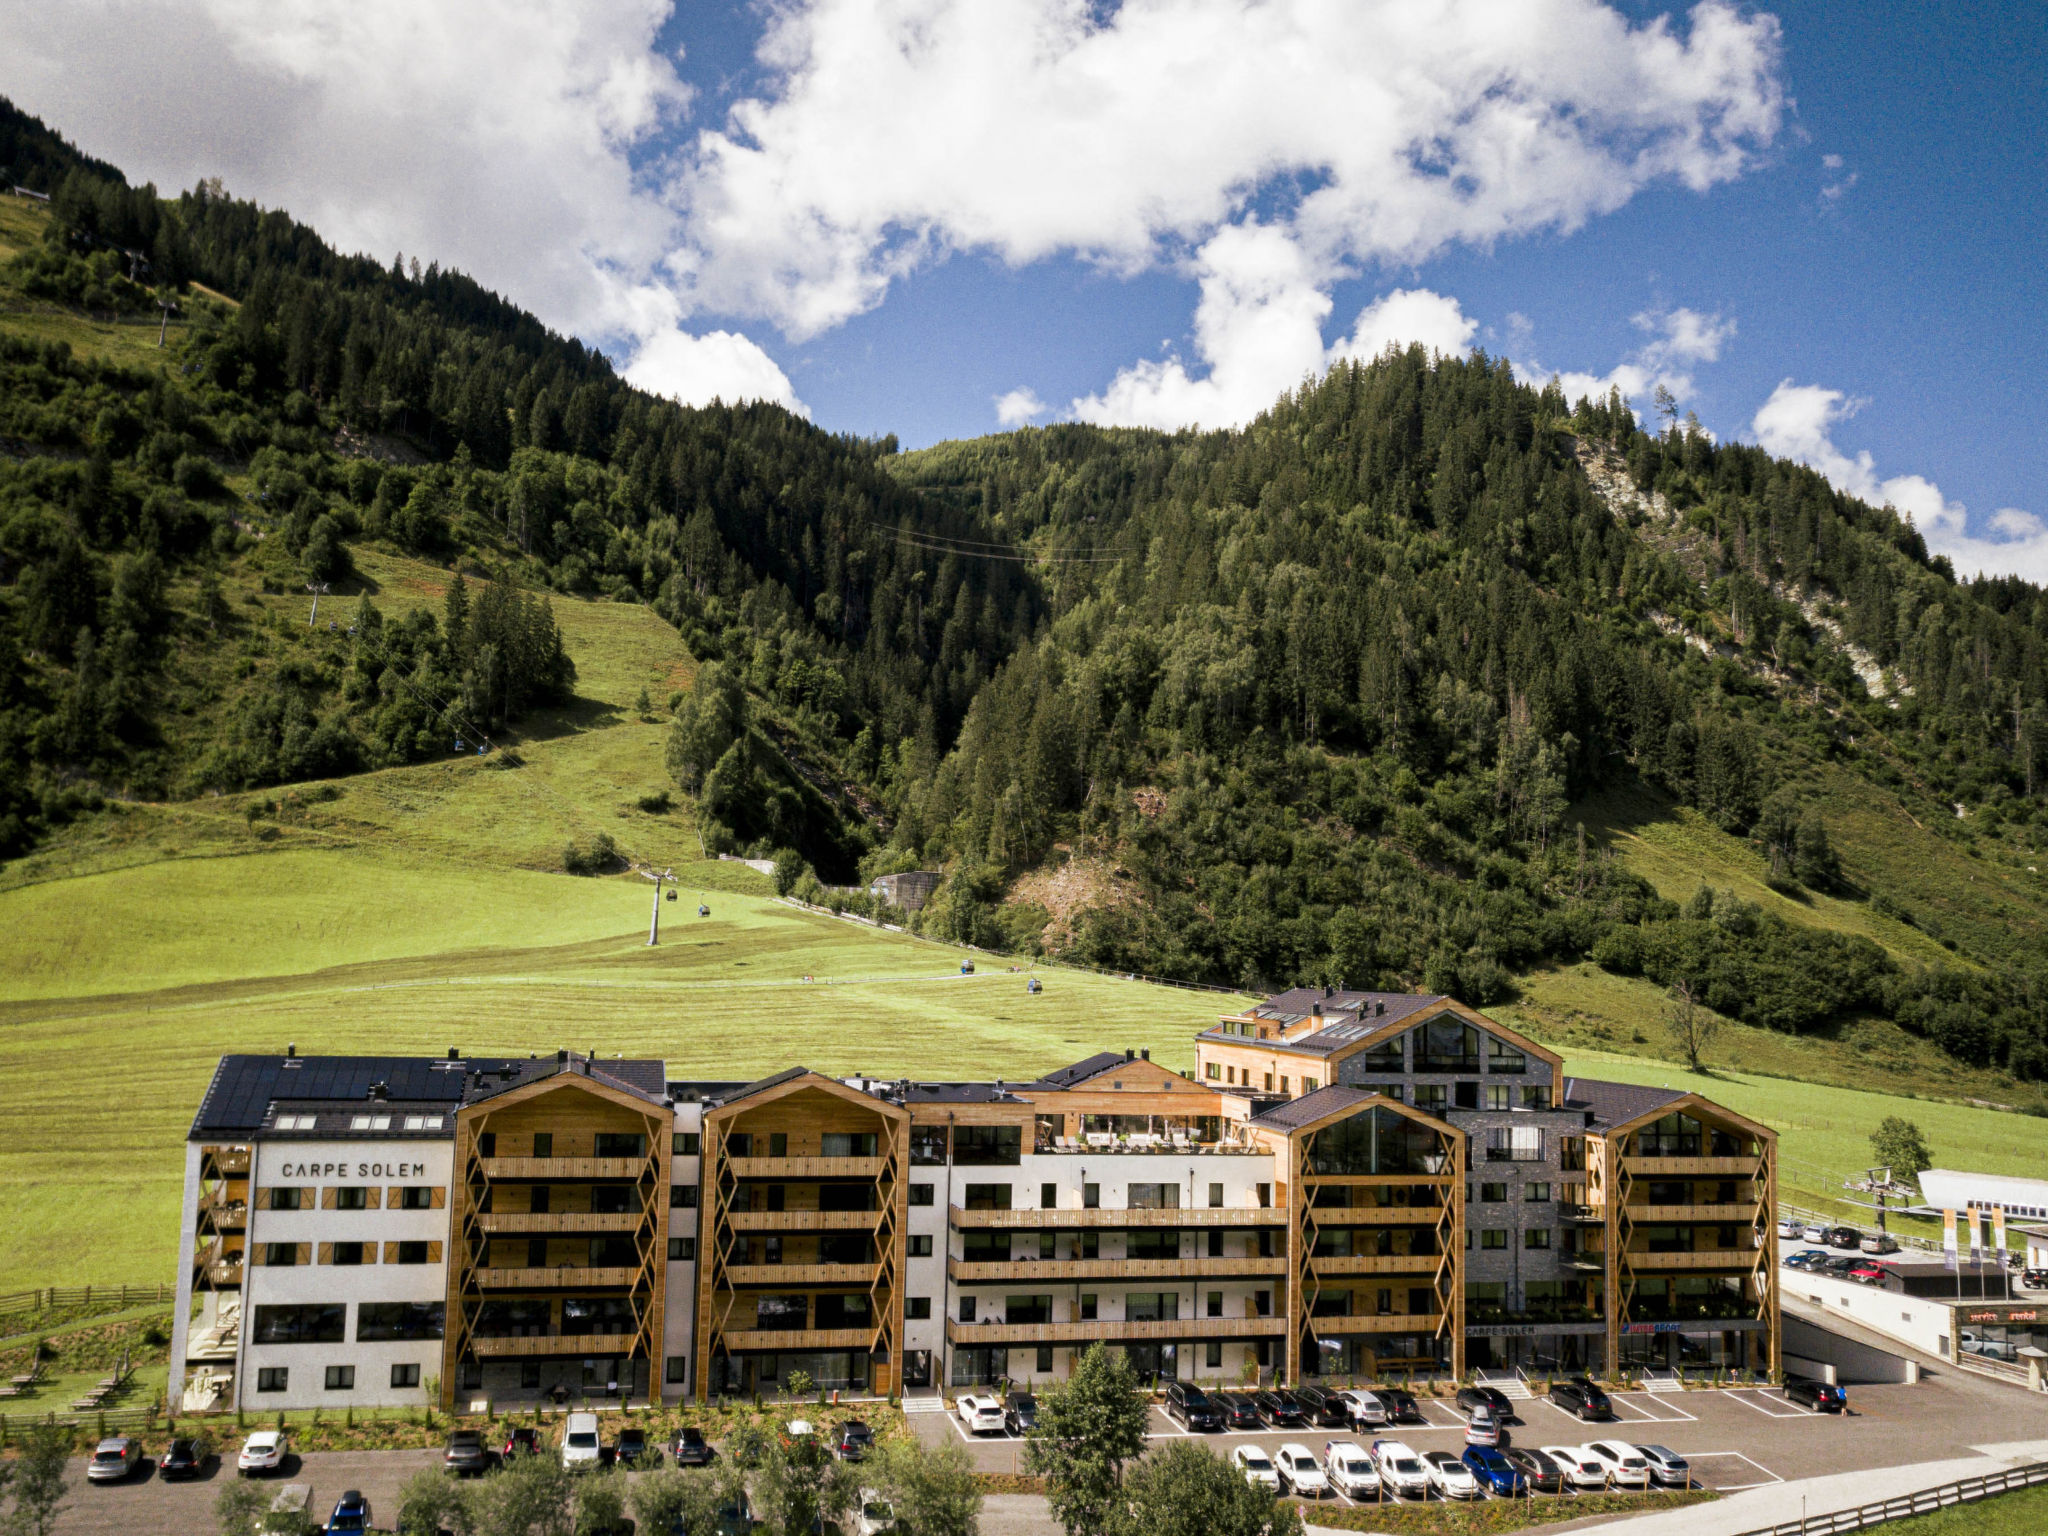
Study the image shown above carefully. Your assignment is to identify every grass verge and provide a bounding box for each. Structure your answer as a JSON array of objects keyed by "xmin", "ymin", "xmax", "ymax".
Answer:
[{"xmin": 1306, "ymin": 1487, "xmax": 1716, "ymax": 1533}]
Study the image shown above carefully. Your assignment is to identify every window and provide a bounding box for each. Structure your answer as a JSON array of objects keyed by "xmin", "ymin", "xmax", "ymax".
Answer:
[
  {"xmin": 1083, "ymin": 1183, "xmax": 1100, "ymax": 1209},
  {"xmin": 1525, "ymin": 1183, "xmax": 1552, "ymax": 1203},
  {"xmin": 1486, "ymin": 1126, "xmax": 1544, "ymax": 1162},
  {"xmin": 823, "ymin": 1132, "xmax": 880, "ymax": 1158},
  {"xmin": 1485, "ymin": 1085, "xmax": 1510, "ymax": 1111},
  {"xmin": 532, "ymin": 1133, "xmax": 553, "ymax": 1157},
  {"xmin": 908, "ymin": 1184, "xmax": 935, "ymax": 1206},
  {"xmin": 357, "ymin": 1302, "xmax": 445, "ymax": 1342},
  {"xmin": 1207, "ymin": 1291, "xmax": 1223, "ymax": 1318},
  {"xmin": 329, "ymin": 1242, "xmax": 367, "ymax": 1266},
  {"xmin": 673, "ymin": 1132, "xmax": 701, "ymax": 1156},
  {"xmin": 910, "ymin": 1126, "xmax": 948, "ymax": 1165},
  {"xmin": 1005, "ymin": 1295, "xmax": 1053, "ymax": 1324},
  {"xmin": 529, "ymin": 1186, "xmax": 551, "ymax": 1214},
  {"xmin": 268, "ymin": 1188, "xmax": 305, "ymax": 1211},
  {"xmin": 756, "ymin": 1295, "xmax": 810, "ymax": 1331},
  {"xmin": 666, "ymin": 1358, "xmax": 688, "ymax": 1384},
  {"xmin": 1041, "ymin": 1182, "xmax": 1058, "ymax": 1208},
  {"xmin": 1037, "ymin": 1346, "xmax": 1054, "ymax": 1373},
  {"xmin": 1480, "ymin": 1230, "xmax": 1508, "ymax": 1250},
  {"xmin": 595, "ymin": 1132, "xmax": 647, "ymax": 1158},
  {"xmin": 670, "ymin": 1186, "xmax": 699, "ymax": 1209},
  {"xmin": 477, "ymin": 1132, "xmax": 496, "ymax": 1157},
  {"xmin": 725, "ymin": 1134, "xmax": 752, "ymax": 1158},
  {"xmin": 1205, "ymin": 1062, "xmax": 1220, "ymax": 1080},
  {"xmin": 815, "ymin": 1294, "xmax": 872, "ymax": 1328},
  {"xmin": 769, "ymin": 1133, "xmax": 788, "ymax": 1157},
  {"xmin": 1206, "ymin": 1340, "xmax": 1223, "ymax": 1369},
  {"xmin": 253, "ymin": 1304, "xmax": 347, "ymax": 1344},
  {"xmin": 590, "ymin": 1186, "xmax": 636, "ymax": 1214},
  {"xmin": 1279, "ymin": 1076, "xmax": 1290, "ymax": 1094},
  {"xmin": 668, "ymin": 1237, "xmax": 697, "ymax": 1262},
  {"xmin": 1208, "ymin": 1182, "xmax": 1224, "ymax": 1208},
  {"xmin": 1525, "ymin": 1228, "xmax": 1552, "ymax": 1250},
  {"xmin": 958, "ymin": 1296, "xmax": 977, "ymax": 1324},
  {"xmin": 1126, "ymin": 1183, "xmax": 1179, "ymax": 1210},
  {"xmin": 963, "ymin": 1183, "xmax": 1013, "ymax": 1211},
  {"xmin": 1207, "ymin": 1229, "xmax": 1224, "ymax": 1258},
  {"xmin": 1079, "ymin": 1294, "xmax": 1098, "ymax": 1321},
  {"xmin": 1420, "ymin": 1019, "xmax": 1480, "ymax": 1071},
  {"xmin": 1361, "ymin": 1036, "xmax": 1405, "ymax": 1072},
  {"xmin": 1253, "ymin": 1290, "xmax": 1271, "ymax": 1318},
  {"xmin": 402, "ymin": 1115, "xmax": 443, "ymax": 1131},
  {"xmin": 391, "ymin": 1363, "xmax": 420, "ymax": 1389},
  {"xmin": 906, "ymin": 1297, "xmax": 932, "ymax": 1320},
  {"xmin": 394, "ymin": 1241, "xmax": 431, "ymax": 1265},
  {"xmin": 257, "ymin": 1368, "xmax": 288, "ymax": 1393},
  {"xmin": 274, "ymin": 1114, "xmax": 317, "ymax": 1131},
  {"xmin": 1080, "ymin": 1233, "xmax": 1100, "ymax": 1259},
  {"xmin": 263, "ymin": 1243, "xmax": 302, "ymax": 1267},
  {"xmin": 1454, "ymin": 1081, "xmax": 1480, "ymax": 1110},
  {"xmin": 1520, "ymin": 1086, "xmax": 1552, "ymax": 1111},
  {"xmin": 349, "ymin": 1115, "xmax": 391, "ymax": 1131},
  {"xmin": 907, "ymin": 1235, "xmax": 933, "ymax": 1257},
  {"xmin": 1255, "ymin": 1183, "xmax": 1272, "ymax": 1208},
  {"xmin": 398, "ymin": 1186, "xmax": 435, "ymax": 1210},
  {"xmin": 1263, "ymin": 1073, "xmax": 1274, "ymax": 1092},
  {"xmin": 1485, "ymin": 1037, "xmax": 1528, "ymax": 1074},
  {"xmin": 1413, "ymin": 1084, "xmax": 1447, "ymax": 1113},
  {"xmin": 1480, "ymin": 1183, "xmax": 1508, "ymax": 1203},
  {"xmin": 954, "ymin": 1126, "xmax": 1023, "ymax": 1166}
]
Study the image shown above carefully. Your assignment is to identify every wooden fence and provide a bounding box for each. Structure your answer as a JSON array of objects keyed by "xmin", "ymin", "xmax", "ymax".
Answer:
[
  {"xmin": 0, "ymin": 1284, "xmax": 173, "ymax": 1319},
  {"xmin": 0, "ymin": 1405, "xmax": 160, "ymax": 1439},
  {"xmin": 1735, "ymin": 1459, "xmax": 2048, "ymax": 1535}
]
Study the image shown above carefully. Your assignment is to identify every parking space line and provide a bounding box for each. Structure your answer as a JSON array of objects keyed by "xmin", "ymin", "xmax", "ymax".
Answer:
[
  {"xmin": 1609, "ymin": 1393, "xmax": 1696, "ymax": 1423},
  {"xmin": 1417, "ymin": 1403, "xmax": 1469, "ymax": 1430},
  {"xmin": 1720, "ymin": 1389, "xmax": 1809, "ymax": 1420},
  {"xmin": 1683, "ymin": 1450, "xmax": 1782, "ymax": 1489}
]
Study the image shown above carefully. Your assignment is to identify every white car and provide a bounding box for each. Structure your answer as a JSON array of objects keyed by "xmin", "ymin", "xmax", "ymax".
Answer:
[
  {"xmin": 561, "ymin": 1412, "xmax": 602, "ymax": 1470},
  {"xmin": 1422, "ymin": 1450, "xmax": 1481, "ymax": 1500},
  {"xmin": 1776, "ymin": 1217, "xmax": 1803, "ymax": 1239},
  {"xmin": 855, "ymin": 1488, "xmax": 897, "ymax": 1535},
  {"xmin": 237, "ymin": 1430, "xmax": 288, "ymax": 1476},
  {"xmin": 1233, "ymin": 1445, "xmax": 1280, "ymax": 1491},
  {"xmin": 1583, "ymin": 1440, "xmax": 1654, "ymax": 1489},
  {"xmin": 1541, "ymin": 1444, "xmax": 1610, "ymax": 1490},
  {"xmin": 1274, "ymin": 1444, "xmax": 1329, "ymax": 1498},
  {"xmin": 1370, "ymin": 1439, "xmax": 1431, "ymax": 1499},
  {"xmin": 1323, "ymin": 1441, "xmax": 1381, "ymax": 1498},
  {"xmin": 955, "ymin": 1394, "xmax": 1005, "ymax": 1434},
  {"xmin": 1637, "ymin": 1444, "xmax": 1692, "ymax": 1487},
  {"xmin": 1339, "ymin": 1388, "xmax": 1388, "ymax": 1428}
]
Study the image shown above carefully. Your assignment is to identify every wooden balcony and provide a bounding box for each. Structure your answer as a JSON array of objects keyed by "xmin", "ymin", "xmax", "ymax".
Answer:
[
  {"xmin": 473, "ymin": 1266, "xmax": 639, "ymax": 1289},
  {"xmin": 945, "ymin": 1316, "xmax": 1286, "ymax": 1346},
  {"xmin": 193, "ymin": 1259, "xmax": 243, "ymax": 1288},
  {"xmin": 1305, "ymin": 1205, "xmax": 1447, "ymax": 1224},
  {"xmin": 470, "ymin": 1332, "xmax": 638, "ymax": 1358},
  {"xmin": 481, "ymin": 1157, "xmax": 647, "ymax": 1181},
  {"xmin": 1619, "ymin": 1156, "xmax": 1761, "ymax": 1177},
  {"xmin": 949, "ymin": 1205, "xmax": 1285, "ymax": 1229},
  {"xmin": 721, "ymin": 1263, "xmax": 880, "ymax": 1287},
  {"xmin": 1308, "ymin": 1253, "xmax": 1439, "ymax": 1277},
  {"xmin": 716, "ymin": 1328, "xmax": 874, "ymax": 1352},
  {"xmin": 1621, "ymin": 1204, "xmax": 1761, "ymax": 1223},
  {"xmin": 199, "ymin": 1197, "xmax": 249, "ymax": 1231},
  {"xmin": 724, "ymin": 1210, "xmax": 880, "ymax": 1232},
  {"xmin": 1305, "ymin": 1313, "xmax": 1446, "ymax": 1335},
  {"xmin": 206, "ymin": 1149, "xmax": 251, "ymax": 1175},
  {"xmin": 947, "ymin": 1256, "xmax": 1286, "ymax": 1284},
  {"xmin": 1620, "ymin": 1248, "xmax": 1759, "ymax": 1270},
  {"xmin": 726, "ymin": 1157, "xmax": 885, "ymax": 1180},
  {"xmin": 476, "ymin": 1212, "xmax": 642, "ymax": 1234}
]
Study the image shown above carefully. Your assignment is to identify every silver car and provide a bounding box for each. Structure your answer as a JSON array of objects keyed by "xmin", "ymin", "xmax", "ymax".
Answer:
[{"xmin": 1636, "ymin": 1444, "xmax": 1692, "ymax": 1486}]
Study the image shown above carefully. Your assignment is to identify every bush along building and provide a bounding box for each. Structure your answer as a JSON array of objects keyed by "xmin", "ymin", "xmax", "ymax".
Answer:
[{"xmin": 168, "ymin": 993, "xmax": 1779, "ymax": 1411}]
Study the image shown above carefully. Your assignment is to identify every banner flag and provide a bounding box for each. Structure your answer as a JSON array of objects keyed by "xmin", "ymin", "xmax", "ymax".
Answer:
[{"xmin": 1943, "ymin": 1208, "xmax": 1958, "ymax": 1271}]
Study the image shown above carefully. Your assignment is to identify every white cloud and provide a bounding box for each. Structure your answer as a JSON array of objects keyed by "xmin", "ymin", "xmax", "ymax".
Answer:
[
  {"xmin": 1634, "ymin": 305, "xmax": 1735, "ymax": 366},
  {"xmin": 1516, "ymin": 305, "xmax": 1733, "ymax": 425},
  {"xmin": 1752, "ymin": 381, "xmax": 2048, "ymax": 583},
  {"xmin": 624, "ymin": 328, "xmax": 805, "ymax": 412},
  {"xmin": 994, "ymin": 387, "xmax": 1047, "ymax": 427},
  {"xmin": 1335, "ymin": 287, "xmax": 1480, "ymax": 365}
]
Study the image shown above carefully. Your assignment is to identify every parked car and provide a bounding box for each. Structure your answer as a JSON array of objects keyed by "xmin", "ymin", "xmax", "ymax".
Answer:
[
  {"xmin": 1860, "ymin": 1233, "xmax": 1901, "ymax": 1255},
  {"xmin": 855, "ymin": 1488, "xmax": 897, "ymax": 1536},
  {"xmin": 1370, "ymin": 1440, "xmax": 1432, "ymax": 1499},
  {"xmin": 955, "ymin": 1394, "xmax": 1005, "ymax": 1434},
  {"xmin": 1456, "ymin": 1385, "xmax": 1515, "ymax": 1422},
  {"xmin": 159, "ymin": 1437, "xmax": 207, "ymax": 1480},
  {"xmin": 1825, "ymin": 1225, "xmax": 1865, "ymax": 1250},
  {"xmin": 1776, "ymin": 1217, "xmax": 1804, "ymax": 1239},
  {"xmin": 1503, "ymin": 1446, "xmax": 1565, "ymax": 1494},
  {"xmin": 503, "ymin": 1427, "xmax": 540, "ymax": 1460},
  {"xmin": 1462, "ymin": 1446, "xmax": 1527, "ymax": 1497},
  {"xmin": 1002, "ymin": 1393, "xmax": 1038, "ymax": 1436},
  {"xmin": 1339, "ymin": 1388, "xmax": 1389, "ymax": 1428},
  {"xmin": 561, "ymin": 1412, "xmax": 603, "ymax": 1470},
  {"xmin": 1785, "ymin": 1378, "xmax": 1848, "ymax": 1412},
  {"xmin": 670, "ymin": 1427, "xmax": 716, "ymax": 1467},
  {"xmin": 327, "ymin": 1490, "xmax": 372, "ymax": 1533},
  {"xmin": 1801, "ymin": 1221, "xmax": 1829, "ymax": 1242},
  {"xmin": 1784, "ymin": 1248, "xmax": 1830, "ymax": 1270},
  {"xmin": 1548, "ymin": 1377, "xmax": 1611, "ymax": 1420},
  {"xmin": 444, "ymin": 1430, "xmax": 493, "ymax": 1477},
  {"xmin": 1960, "ymin": 1330, "xmax": 2017, "ymax": 1361},
  {"xmin": 1372, "ymin": 1387, "xmax": 1423, "ymax": 1424},
  {"xmin": 1636, "ymin": 1445, "xmax": 1692, "ymax": 1487},
  {"xmin": 833, "ymin": 1420, "xmax": 876, "ymax": 1461},
  {"xmin": 238, "ymin": 1431, "xmax": 289, "ymax": 1477},
  {"xmin": 1583, "ymin": 1441, "xmax": 1654, "ymax": 1488},
  {"xmin": 1322, "ymin": 1441, "xmax": 1381, "ymax": 1499},
  {"xmin": 1233, "ymin": 1445, "xmax": 1280, "ymax": 1492},
  {"xmin": 614, "ymin": 1427, "xmax": 651, "ymax": 1468},
  {"xmin": 1163, "ymin": 1380, "xmax": 1222, "ymax": 1431},
  {"xmin": 87, "ymin": 1437, "xmax": 145, "ymax": 1483},
  {"xmin": 1847, "ymin": 1260, "xmax": 1888, "ymax": 1285},
  {"xmin": 1422, "ymin": 1450, "xmax": 1482, "ymax": 1500},
  {"xmin": 1291, "ymin": 1384, "xmax": 1352, "ymax": 1428},
  {"xmin": 1463, "ymin": 1407, "xmax": 1500, "ymax": 1447},
  {"xmin": 1819, "ymin": 1254, "xmax": 1862, "ymax": 1277},
  {"xmin": 712, "ymin": 1491, "xmax": 752, "ymax": 1536},
  {"xmin": 1275, "ymin": 1443, "xmax": 1330, "ymax": 1498},
  {"xmin": 1215, "ymin": 1391, "xmax": 1266, "ymax": 1430},
  {"xmin": 1541, "ymin": 1444, "xmax": 1610, "ymax": 1490},
  {"xmin": 2019, "ymin": 1267, "xmax": 2048, "ymax": 1290},
  {"xmin": 1253, "ymin": 1389, "xmax": 1308, "ymax": 1427}
]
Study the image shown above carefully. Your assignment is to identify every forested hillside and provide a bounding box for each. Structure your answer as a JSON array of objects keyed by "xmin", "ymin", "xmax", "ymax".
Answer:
[{"xmin": 3, "ymin": 97, "xmax": 2046, "ymax": 1084}]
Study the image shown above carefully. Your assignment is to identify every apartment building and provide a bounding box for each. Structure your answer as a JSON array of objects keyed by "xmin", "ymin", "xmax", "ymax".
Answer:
[{"xmin": 169, "ymin": 991, "xmax": 1777, "ymax": 1411}]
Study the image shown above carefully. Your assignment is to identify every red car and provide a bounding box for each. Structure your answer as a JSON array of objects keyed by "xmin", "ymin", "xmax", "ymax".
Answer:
[
  {"xmin": 503, "ymin": 1427, "xmax": 540, "ymax": 1459},
  {"xmin": 1847, "ymin": 1261, "xmax": 1888, "ymax": 1285}
]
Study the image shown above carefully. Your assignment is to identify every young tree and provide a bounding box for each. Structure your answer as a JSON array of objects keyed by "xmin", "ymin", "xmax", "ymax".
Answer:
[
  {"xmin": 1024, "ymin": 1343, "xmax": 1150, "ymax": 1536},
  {"xmin": 1666, "ymin": 978, "xmax": 1719, "ymax": 1072},
  {"xmin": 1793, "ymin": 812, "xmax": 1841, "ymax": 889},
  {"xmin": 754, "ymin": 1428, "xmax": 854, "ymax": 1536},
  {"xmin": 7, "ymin": 1422, "xmax": 70, "ymax": 1536},
  {"xmin": 572, "ymin": 1468, "xmax": 627, "ymax": 1536},
  {"xmin": 396, "ymin": 1463, "xmax": 471, "ymax": 1535},
  {"xmin": 1121, "ymin": 1441, "xmax": 1302, "ymax": 1536},
  {"xmin": 1870, "ymin": 1116, "xmax": 1934, "ymax": 1187},
  {"xmin": 214, "ymin": 1478, "xmax": 269, "ymax": 1536},
  {"xmin": 869, "ymin": 1435, "xmax": 982, "ymax": 1536},
  {"xmin": 463, "ymin": 1450, "xmax": 574, "ymax": 1536},
  {"xmin": 629, "ymin": 1468, "xmax": 718, "ymax": 1536}
]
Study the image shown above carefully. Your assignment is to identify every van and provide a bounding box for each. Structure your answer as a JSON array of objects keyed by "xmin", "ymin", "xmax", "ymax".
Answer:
[{"xmin": 561, "ymin": 1411, "xmax": 603, "ymax": 1470}]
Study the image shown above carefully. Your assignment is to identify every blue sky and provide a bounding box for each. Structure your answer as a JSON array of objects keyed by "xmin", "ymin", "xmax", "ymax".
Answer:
[{"xmin": 4, "ymin": 1, "xmax": 2042, "ymax": 577}]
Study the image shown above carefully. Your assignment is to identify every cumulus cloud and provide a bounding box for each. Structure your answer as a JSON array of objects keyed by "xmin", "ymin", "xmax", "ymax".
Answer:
[
  {"xmin": 994, "ymin": 387, "xmax": 1047, "ymax": 427},
  {"xmin": 1515, "ymin": 304, "xmax": 1733, "ymax": 425},
  {"xmin": 1753, "ymin": 381, "xmax": 2048, "ymax": 583},
  {"xmin": 0, "ymin": 0, "xmax": 791, "ymax": 409},
  {"xmin": 624, "ymin": 328, "xmax": 805, "ymax": 412}
]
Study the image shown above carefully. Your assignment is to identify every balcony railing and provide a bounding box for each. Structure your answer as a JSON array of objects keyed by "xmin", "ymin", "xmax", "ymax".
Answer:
[
  {"xmin": 1620, "ymin": 1248, "xmax": 1759, "ymax": 1270},
  {"xmin": 1557, "ymin": 1204, "xmax": 1604, "ymax": 1223},
  {"xmin": 724, "ymin": 1210, "xmax": 879, "ymax": 1232},
  {"xmin": 1307, "ymin": 1253, "xmax": 1439, "ymax": 1276},
  {"xmin": 1624, "ymin": 1203, "xmax": 1760, "ymax": 1222},
  {"xmin": 476, "ymin": 1212, "xmax": 642, "ymax": 1234},
  {"xmin": 480, "ymin": 1157, "xmax": 647, "ymax": 1180},
  {"xmin": 199, "ymin": 1197, "xmax": 249, "ymax": 1231},
  {"xmin": 470, "ymin": 1331, "xmax": 638, "ymax": 1358},
  {"xmin": 945, "ymin": 1316, "xmax": 1286, "ymax": 1346},
  {"xmin": 947, "ymin": 1256, "xmax": 1286, "ymax": 1284},
  {"xmin": 949, "ymin": 1205, "xmax": 1286, "ymax": 1229},
  {"xmin": 721, "ymin": 1263, "xmax": 881, "ymax": 1287},
  {"xmin": 1619, "ymin": 1156, "xmax": 1762, "ymax": 1177},
  {"xmin": 717, "ymin": 1328, "xmax": 874, "ymax": 1352},
  {"xmin": 1305, "ymin": 1314, "xmax": 1446, "ymax": 1336},
  {"xmin": 726, "ymin": 1157, "xmax": 885, "ymax": 1180},
  {"xmin": 207, "ymin": 1149, "xmax": 251, "ymax": 1175},
  {"xmin": 1305, "ymin": 1204, "xmax": 1448, "ymax": 1224},
  {"xmin": 473, "ymin": 1266, "xmax": 640, "ymax": 1289}
]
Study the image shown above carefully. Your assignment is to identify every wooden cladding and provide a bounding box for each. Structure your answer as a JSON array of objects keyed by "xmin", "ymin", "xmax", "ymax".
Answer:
[
  {"xmin": 381, "ymin": 1241, "xmax": 445, "ymax": 1265},
  {"xmin": 255, "ymin": 1244, "xmax": 311, "ymax": 1266}
]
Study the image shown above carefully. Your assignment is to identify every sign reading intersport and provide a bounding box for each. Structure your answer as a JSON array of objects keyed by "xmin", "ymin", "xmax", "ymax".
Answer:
[{"xmin": 278, "ymin": 1161, "xmax": 429, "ymax": 1179}]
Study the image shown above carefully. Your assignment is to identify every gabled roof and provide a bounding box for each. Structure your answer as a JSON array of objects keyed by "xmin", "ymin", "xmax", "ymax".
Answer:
[
  {"xmin": 191, "ymin": 1055, "xmax": 472, "ymax": 1138},
  {"xmin": 1239, "ymin": 989, "xmax": 1446, "ymax": 1033},
  {"xmin": 459, "ymin": 1054, "xmax": 669, "ymax": 1108},
  {"xmin": 1560, "ymin": 1078, "xmax": 1688, "ymax": 1131},
  {"xmin": 1026, "ymin": 1053, "xmax": 1132, "ymax": 1089},
  {"xmin": 1249, "ymin": 1083, "xmax": 1383, "ymax": 1130}
]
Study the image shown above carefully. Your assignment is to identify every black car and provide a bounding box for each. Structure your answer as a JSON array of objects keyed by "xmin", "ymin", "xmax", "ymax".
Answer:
[
  {"xmin": 1373, "ymin": 1387, "xmax": 1423, "ymax": 1425},
  {"xmin": 503, "ymin": 1427, "xmax": 540, "ymax": 1460},
  {"xmin": 1785, "ymin": 1378, "xmax": 1848, "ymax": 1413},
  {"xmin": 444, "ymin": 1430, "xmax": 492, "ymax": 1476},
  {"xmin": 1503, "ymin": 1447, "xmax": 1565, "ymax": 1494},
  {"xmin": 1825, "ymin": 1226, "xmax": 1864, "ymax": 1249},
  {"xmin": 1162, "ymin": 1381, "xmax": 1222, "ymax": 1431},
  {"xmin": 670, "ymin": 1427, "xmax": 717, "ymax": 1467},
  {"xmin": 1548, "ymin": 1377, "xmax": 1611, "ymax": 1421},
  {"xmin": 2021, "ymin": 1267, "xmax": 2048, "ymax": 1290},
  {"xmin": 1291, "ymin": 1385, "xmax": 1352, "ymax": 1428},
  {"xmin": 1214, "ymin": 1391, "xmax": 1266, "ymax": 1431},
  {"xmin": 158, "ymin": 1438, "xmax": 207, "ymax": 1480},
  {"xmin": 1456, "ymin": 1386, "xmax": 1515, "ymax": 1423},
  {"xmin": 1819, "ymin": 1254, "xmax": 1862, "ymax": 1277},
  {"xmin": 832, "ymin": 1420, "xmax": 876, "ymax": 1461},
  {"xmin": 614, "ymin": 1428, "xmax": 651, "ymax": 1468},
  {"xmin": 1252, "ymin": 1389, "xmax": 1307, "ymax": 1427}
]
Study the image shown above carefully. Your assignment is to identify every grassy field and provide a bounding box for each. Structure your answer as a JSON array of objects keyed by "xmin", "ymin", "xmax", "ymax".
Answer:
[{"xmin": 1866, "ymin": 1482, "xmax": 2048, "ymax": 1535}]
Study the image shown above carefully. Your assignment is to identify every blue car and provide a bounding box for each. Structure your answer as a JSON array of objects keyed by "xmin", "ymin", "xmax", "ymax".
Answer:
[
  {"xmin": 1784, "ymin": 1248, "xmax": 1829, "ymax": 1269},
  {"xmin": 327, "ymin": 1489, "xmax": 371, "ymax": 1532},
  {"xmin": 1462, "ymin": 1446, "xmax": 1527, "ymax": 1497}
]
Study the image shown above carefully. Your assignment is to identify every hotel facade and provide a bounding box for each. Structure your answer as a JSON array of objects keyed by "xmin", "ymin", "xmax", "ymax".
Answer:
[{"xmin": 170, "ymin": 991, "xmax": 1779, "ymax": 1412}]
